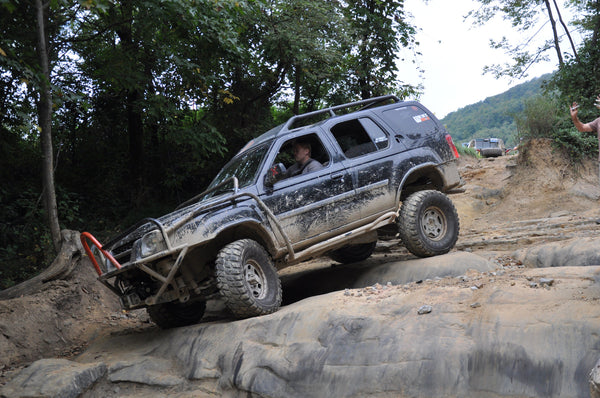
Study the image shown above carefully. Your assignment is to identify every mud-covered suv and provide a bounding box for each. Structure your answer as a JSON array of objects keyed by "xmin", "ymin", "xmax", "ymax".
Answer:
[{"xmin": 81, "ymin": 95, "xmax": 462, "ymax": 328}]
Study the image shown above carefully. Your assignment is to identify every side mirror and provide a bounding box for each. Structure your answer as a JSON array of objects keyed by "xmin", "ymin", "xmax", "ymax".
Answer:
[{"xmin": 264, "ymin": 163, "xmax": 286, "ymax": 187}]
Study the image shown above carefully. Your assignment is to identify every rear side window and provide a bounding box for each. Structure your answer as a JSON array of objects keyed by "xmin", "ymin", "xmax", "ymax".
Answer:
[
  {"xmin": 381, "ymin": 105, "xmax": 438, "ymax": 136},
  {"xmin": 330, "ymin": 118, "xmax": 389, "ymax": 158}
]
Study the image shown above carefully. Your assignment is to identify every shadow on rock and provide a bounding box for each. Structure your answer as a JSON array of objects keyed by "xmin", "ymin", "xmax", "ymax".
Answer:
[{"xmin": 281, "ymin": 251, "xmax": 496, "ymax": 305}]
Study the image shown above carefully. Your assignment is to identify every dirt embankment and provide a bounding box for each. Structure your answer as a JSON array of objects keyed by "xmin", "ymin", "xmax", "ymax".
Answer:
[{"xmin": 454, "ymin": 138, "xmax": 600, "ymax": 253}]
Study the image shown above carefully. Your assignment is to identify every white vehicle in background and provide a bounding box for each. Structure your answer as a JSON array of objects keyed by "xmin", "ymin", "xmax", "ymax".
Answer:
[{"xmin": 468, "ymin": 138, "xmax": 506, "ymax": 157}]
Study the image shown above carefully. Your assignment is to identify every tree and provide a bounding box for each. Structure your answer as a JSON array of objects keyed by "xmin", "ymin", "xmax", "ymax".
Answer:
[
  {"xmin": 0, "ymin": 0, "xmax": 74, "ymax": 253},
  {"xmin": 467, "ymin": 0, "xmax": 577, "ymax": 79},
  {"xmin": 70, "ymin": 0, "xmax": 240, "ymax": 201},
  {"xmin": 343, "ymin": 0, "xmax": 418, "ymax": 99},
  {"xmin": 35, "ymin": 0, "xmax": 61, "ymax": 252},
  {"xmin": 550, "ymin": 1, "xmax": 600, "ymax": 120},
  {"xmin": 0, "ymin": 0, "xmax": 419, "ymax": 288},
  {"xmin": 270, "ymin": 0, "xmax": 351, "ymax": 114}
]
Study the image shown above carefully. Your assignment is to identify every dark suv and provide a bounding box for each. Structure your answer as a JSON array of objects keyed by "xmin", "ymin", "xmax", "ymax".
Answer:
[{"xmin": 81, "ymin": 95, "xmax": 462, "ymax": 328}]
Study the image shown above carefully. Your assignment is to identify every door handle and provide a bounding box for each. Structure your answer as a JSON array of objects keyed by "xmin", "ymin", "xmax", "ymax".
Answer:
[
  {"xmin": 395, "ymin": 134, "xmax": 404, "ymax": 142},
  {"xmin": 331, "ymin": 173, "xmax": 344, "ymax": 180}
]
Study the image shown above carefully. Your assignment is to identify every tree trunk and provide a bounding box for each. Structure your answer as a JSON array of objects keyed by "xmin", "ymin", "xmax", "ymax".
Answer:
[
  {"xmin": 35, "ymin": 0, "xmax": 61, "ymax": 253},
  {"xmin": 552, "ymin": 0, "xmax": 578, "ymax": 63},
  {"xmin": 543, "ymin": 0, "xmax": 564, "ymax": 67},
  {"xmin": 0, "ymin": 231, "xmax": 82, "ymax": 300},
  {"xmin": 293, "ymin": 65, "xmax": 301, "ymax": 115}
]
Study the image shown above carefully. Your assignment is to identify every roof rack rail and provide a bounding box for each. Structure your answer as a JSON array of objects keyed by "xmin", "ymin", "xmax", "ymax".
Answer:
[{"xmin": 281, "ymin": 94, "xmax": 400, "ymax": 132}]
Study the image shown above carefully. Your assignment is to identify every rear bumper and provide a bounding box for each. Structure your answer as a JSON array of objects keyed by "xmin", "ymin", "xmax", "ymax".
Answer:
[{"xmin": 480, "ymin": 148, "xmax": 504, "ymax": 157}]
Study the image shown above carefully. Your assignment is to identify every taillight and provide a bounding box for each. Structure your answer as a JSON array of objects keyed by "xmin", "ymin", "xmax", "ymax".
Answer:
[{"xmin": 445, "ymin": 134, "xmax": 460, "ymax": 158}]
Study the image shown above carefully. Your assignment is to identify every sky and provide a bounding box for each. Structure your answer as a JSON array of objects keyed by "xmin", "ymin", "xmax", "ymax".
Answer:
[{"xmin": 397, "ymin": 0, "xmax": 573, "ymax": 119}]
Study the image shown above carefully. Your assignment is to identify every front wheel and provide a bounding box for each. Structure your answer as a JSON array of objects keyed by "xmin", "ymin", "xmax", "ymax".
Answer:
[
  {"xmin": 216, "ymin": 239, "xmax": 282, "ymax": 319},
  {"xmin": 398, "ymin": 190, "xmax": 460, "ymax": 258}
]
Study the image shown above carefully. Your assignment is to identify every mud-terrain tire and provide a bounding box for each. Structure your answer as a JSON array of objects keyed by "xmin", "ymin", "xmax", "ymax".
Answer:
[
  {"xmin": 147, "ymin": 300, "xmax": 206, "ymax": 329},
  {"xmin": 398, "ymin": 190, "xmax": 459, "ymax": 258},
  {"xmin": 215, "ymin": 239, "xmax": 282, "ymax": 319},
  {"xmin": 328, "ymin": 241, "xmax": 377, "ymax": 264}
]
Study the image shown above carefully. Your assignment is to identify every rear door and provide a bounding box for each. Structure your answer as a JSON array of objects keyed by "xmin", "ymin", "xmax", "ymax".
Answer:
[{"xmin": 327, "ymin": 116, "xmax": 399, "ymax": 220}]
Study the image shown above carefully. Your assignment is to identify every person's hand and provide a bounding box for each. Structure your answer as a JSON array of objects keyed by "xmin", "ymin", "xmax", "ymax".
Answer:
[{"xmin": 570, "ymin": 102, "xmax": 580, "ymax": 118}]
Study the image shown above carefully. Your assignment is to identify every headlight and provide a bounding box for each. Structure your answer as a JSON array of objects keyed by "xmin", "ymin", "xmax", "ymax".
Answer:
[{"xmin": 139, "ymin": 230, "xmax": 167, "ymax": 258}]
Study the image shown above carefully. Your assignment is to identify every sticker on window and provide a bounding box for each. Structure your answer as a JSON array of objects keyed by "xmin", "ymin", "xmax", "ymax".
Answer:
[{"xmin": 412, "ymin": 113, "xmax": 430, "ymax": 123}]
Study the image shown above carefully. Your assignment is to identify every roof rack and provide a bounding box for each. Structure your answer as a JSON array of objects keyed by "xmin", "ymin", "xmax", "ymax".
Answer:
[{"xmin": 281, "ymin": 94, "xmax": 400, "ymax": 132}]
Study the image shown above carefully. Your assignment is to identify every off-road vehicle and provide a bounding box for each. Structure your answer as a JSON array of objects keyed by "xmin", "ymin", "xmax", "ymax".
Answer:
[
  {"xmin": 468, "ymin": 137, "xmax": 506, "ymax": 157},
  {"xmin": 81, "ymin": 95, "xmax": 462, "ymax": 328}
]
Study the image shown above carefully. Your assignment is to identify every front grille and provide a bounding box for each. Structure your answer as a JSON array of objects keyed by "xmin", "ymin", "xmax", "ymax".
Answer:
[{"xmin": 112, "ymin": 241, "xmax": 134, "ymax": 257}]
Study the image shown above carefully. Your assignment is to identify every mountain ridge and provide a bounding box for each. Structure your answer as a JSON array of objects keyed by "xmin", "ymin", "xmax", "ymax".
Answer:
[{"xmin": 440, "ymin": 73, "xmax": 553, "ymax": 146}]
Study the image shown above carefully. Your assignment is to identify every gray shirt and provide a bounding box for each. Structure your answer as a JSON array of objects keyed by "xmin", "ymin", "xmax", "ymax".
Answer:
[{"xmin": 285, "ymin": 158, "xmax": 323, "ymax": 178}]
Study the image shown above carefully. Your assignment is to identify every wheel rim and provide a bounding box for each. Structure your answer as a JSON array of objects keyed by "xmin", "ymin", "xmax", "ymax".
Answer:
[
  {"xmin": 244, "ymin": 260, "xmax": 267, "ymax": 300},
  {"xmin": 420, "ymin": 206, "xmax": 447, "ymax": 241}
]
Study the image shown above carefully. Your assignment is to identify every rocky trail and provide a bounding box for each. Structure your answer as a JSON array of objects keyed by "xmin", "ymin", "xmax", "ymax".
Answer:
[{"xmin": 2, "ymin": 138, "xmax": 600, "ymax": 397}]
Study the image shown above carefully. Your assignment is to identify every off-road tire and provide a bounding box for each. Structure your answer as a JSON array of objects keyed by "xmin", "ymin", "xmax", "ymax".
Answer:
[
  {"xmin": 398, "ymin": 190, "xmax": 459, "ymax": 258},
  {"xmin": 328, "ymin": 241, "xmax": 377, "ymax": 264},
  {"xmin": 147, "ymin": 300, "xmax": 206, "ymax": 329},
  {"xmin": 215, "ymin": 239, "xmax": 282, "ymax": 319}
]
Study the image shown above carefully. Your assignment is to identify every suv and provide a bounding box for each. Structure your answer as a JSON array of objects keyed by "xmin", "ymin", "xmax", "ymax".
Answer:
[
  {"xmin": 81, "ymin": 95, "xmax": 462, "ymax": 328},
  {"xmin": 468, "ymin": 137, "xmax": 506, "ymax": 157}
]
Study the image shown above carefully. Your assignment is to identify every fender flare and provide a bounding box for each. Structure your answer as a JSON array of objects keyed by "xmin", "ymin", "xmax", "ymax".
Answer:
[{"xmin": 395, "ymin": 162, "xmax": 444, "ymax": 204}]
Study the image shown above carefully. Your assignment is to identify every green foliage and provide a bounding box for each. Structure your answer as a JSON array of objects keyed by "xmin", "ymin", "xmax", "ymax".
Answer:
[
  {"xmin": 456, "ymin": 145, "xmax": 479, "ymax": 158},
  {"xmin": 513, "ymin": 95, "xmax": 562, "ymax": 139},
  {"xmin": 551, "ymin": 128, "xmax": 598, "ymax": 162},
  {"xmin": 341, "ymin": 0, "xmax": 418, "ymax": 100},
  {"xmin": 0, "ymin": 0, "xmax": 420, "ymax": 287},
  {"xmin": 514, "ymin": 94, "xmax": 597, "ymax": 162},
  {"xmin": 0, "ymin": 187, "xmax": 55, "ymax": 289}
]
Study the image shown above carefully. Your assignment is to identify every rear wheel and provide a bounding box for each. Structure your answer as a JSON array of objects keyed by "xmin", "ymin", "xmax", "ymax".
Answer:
[
  {"xmin": 147, "ymin": 300, "xmax": 206, "ymax": 329},
  {"xmin": 398, "ymin": 190, "xmax": 459, "ymax": 257},
  {"xmin": 216, "ymin": 239, "xmax": 282, "ymax": 319},
  {"xmin": 328, "ymin": 241, "xmax": 377, "ymax": 264}
]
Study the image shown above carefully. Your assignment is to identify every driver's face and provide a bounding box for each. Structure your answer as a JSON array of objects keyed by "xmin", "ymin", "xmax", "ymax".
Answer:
[{"xmin": 293, "ymin": 144, "xmax": 309, "ymax": 163}]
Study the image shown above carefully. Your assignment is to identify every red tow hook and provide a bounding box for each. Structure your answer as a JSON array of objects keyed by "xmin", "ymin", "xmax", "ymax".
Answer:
[{"xmin": 80, "ymin": 232, "xmax": 122, "ymax": 276}]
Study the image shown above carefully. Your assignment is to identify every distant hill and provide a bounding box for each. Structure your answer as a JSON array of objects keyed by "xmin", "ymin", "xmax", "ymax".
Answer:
[{"xmin": 441, "ymin": 74, "xmax": 553, "ymax": 147}]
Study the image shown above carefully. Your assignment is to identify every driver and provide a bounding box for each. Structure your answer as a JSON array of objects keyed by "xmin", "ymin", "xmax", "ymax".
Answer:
[{"xmin": 284, "ymin": 138, "xmax": 323, "ymax": 178}]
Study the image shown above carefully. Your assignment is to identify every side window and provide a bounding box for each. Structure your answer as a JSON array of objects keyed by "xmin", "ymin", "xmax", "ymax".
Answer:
[
  {"xmin": 360, "ymin": 118, "xmax": 389, "ymax": 149},
  {"xmin": 380, "ymin": 105, "xmax": 437, "ymax": 136},
  {"xmin": 272, "ymin": 133, "xmax": 329, "ymax": 180},
  {"xmin": 330, "ymin": 117, "xmax": 388, "ymax": 158}
]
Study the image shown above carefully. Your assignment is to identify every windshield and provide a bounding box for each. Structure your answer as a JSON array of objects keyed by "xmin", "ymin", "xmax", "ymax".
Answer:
[{"xmin": 204, "ymin": 142, "xmax": 270, "ymax": 198}]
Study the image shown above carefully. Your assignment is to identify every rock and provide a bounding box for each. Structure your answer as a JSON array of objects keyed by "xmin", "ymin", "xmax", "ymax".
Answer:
[
  {"xmin": 569, "ymin": 181, "xmax": 600, "ymax": 201},
  {"xmin": 281, "ymin": 251, "xmax": 495, "ymax": 305},
  {"xmin": 590, "ymin": 358, "xmax": 600, "ymax": 398},
  {"xmin": 513, "ymin": 237, "xmax": 600, "ymax": 268},
  {"xmin": 539, "ymin": 278, "xmax": 554, "ymax": 287},
  {"xmin": 108, "ymin": 358, "xmax": 185, "ymax": 387},
  {"xmin": 64, "ymin": 265, "xmax": 600, "ymax": 397},
  {"xmin": 351, "ymin": 252, "xmax": 495, "ymax": 287},
  {"xmin": 0, "ymin": 358, "xmax": 106, "ymax": 398},
  {"xmin": 417, "ymin": 305, "xmax": 432, "ymax": 315}
]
